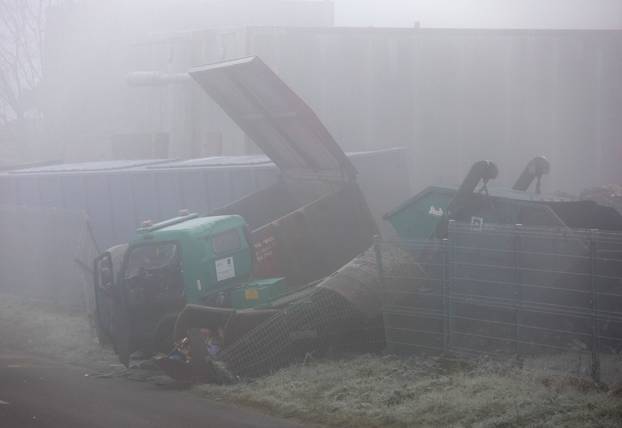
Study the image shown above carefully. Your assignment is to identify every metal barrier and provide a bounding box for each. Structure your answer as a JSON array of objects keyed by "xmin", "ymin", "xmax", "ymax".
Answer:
[{"xmin": 380, "ymin": 222, "xmax": 622, "ymax": 384}]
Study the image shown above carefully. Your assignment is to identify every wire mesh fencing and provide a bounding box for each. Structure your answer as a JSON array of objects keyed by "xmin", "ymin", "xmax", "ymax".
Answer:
[
  {"xmin": 216, "ymin": 248, "xmax": 388, "ymax": 378},
  {"xmin": 380, "ymin": 221, "xmax": 622, "ymax": 384}
]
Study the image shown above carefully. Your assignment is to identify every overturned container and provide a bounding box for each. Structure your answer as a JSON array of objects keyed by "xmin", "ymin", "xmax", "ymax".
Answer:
[{"xmin": 382, "ymin": 158, "xmax": 622, "ymax": 360}]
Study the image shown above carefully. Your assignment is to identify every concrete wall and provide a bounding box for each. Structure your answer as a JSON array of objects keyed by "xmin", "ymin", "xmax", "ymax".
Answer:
[
  {"xmin": 119, "ymin": 27, "xmax": 622, "ymax": 194},
  {"xmin": 246, "ymin": 27, "xmax": 622, "ymax": 194}
]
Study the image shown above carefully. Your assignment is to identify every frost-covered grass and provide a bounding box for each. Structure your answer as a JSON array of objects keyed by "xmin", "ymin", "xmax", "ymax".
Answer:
[
  {"xmin": 194, "ymin": 354, "xmax": 622, "ymax": 428},
  {"xmin": 0, "ymin": 292, "xmax": 114, "ymax": 368}
]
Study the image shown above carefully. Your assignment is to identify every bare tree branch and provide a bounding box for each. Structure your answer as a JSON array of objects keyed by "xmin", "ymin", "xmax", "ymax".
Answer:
[{"xmin": 0, "ymin": 0, "xmax": 55, "ymax": 120}]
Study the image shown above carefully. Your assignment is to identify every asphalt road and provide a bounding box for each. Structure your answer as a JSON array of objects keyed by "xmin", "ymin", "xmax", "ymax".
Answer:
[{"xmin": 0, "ymin": 352, "xmax": 304, "ymax": 428}]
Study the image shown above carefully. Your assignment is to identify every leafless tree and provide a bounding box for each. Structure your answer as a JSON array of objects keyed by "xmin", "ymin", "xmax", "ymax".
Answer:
[{"xmin": 0, "ymin": 0, "xmax": 54, "ymax": 125}]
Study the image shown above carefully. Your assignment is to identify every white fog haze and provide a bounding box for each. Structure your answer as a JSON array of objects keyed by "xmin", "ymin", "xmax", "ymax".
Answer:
[
  {"xmin": 1, "ymin": 2, "xmax": 622, "ymax": 427},
  {"xmin": 335, "ymin": 0, "xmax": 622, "ymax": 29}
]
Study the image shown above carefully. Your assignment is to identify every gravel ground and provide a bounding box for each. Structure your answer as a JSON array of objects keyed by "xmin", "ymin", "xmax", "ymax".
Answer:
[{"xmin": 0, "ymin": 293, "xmax": 119, "ymax": 372}]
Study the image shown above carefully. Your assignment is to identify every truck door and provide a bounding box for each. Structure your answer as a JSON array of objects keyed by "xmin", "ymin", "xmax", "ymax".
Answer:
[
  {"xmin": 93, "ymin": 252, "xmax": 114, "ymax": 344},
  {"xmin": 93, "ymin": 244, "xmax": 132, "ymax": 366}
]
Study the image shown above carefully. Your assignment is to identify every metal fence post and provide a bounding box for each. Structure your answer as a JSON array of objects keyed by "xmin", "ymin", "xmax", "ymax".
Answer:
[
  {"xmin": 373, "ymin": 235, "xmax": 384, "ymax": 288},
  {"xmin": 589, "ymin": 229, "xmax": 601, "ymax": 384},
  {"xmin": 447, "ymin": 220, "xmax": 456, "ymax": 353},
  {"xmin": 442, "ymin": 237, "xmax": 450, "ymax": 353},
  {"xmin": 513, "ymin": 224, "xmax": 523, "ymax": 366}
]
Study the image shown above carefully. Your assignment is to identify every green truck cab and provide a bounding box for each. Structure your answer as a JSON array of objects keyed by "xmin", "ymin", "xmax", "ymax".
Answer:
[
  {"xmin": 94, "ymin": 212, "xmax": 288, "ymax": 364},
  {"xmin": 129, "ymin": 213, "xmax": 253, "ymax": 306}
]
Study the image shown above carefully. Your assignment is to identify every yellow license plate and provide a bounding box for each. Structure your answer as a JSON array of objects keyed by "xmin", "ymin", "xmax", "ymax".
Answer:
[{"xmin": 244, "ymin": 288, "xmax": 259, "ymax": 300}]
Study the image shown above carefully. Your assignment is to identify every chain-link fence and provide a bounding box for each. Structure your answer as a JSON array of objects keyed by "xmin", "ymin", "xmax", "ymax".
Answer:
[
  {"xmin": 0, "ymin": 206, "xmax": 99, "ymax": 313},
  {"xmin": 380, "ymin": 222, "xmax": 622, "ymax": 384}
]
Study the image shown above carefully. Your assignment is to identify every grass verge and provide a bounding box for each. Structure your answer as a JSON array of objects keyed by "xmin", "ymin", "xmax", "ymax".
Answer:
[
  {"xmin": 194, "ymin": 354, "xmax": 622, "ymax": 428},
  {"xmin": 0, "ymin": 292, "xmax": 115, "ymax": 369}
]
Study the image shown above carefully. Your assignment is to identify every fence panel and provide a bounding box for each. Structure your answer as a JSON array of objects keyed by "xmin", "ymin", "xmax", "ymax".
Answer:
[{"xmin": 381, "ymin": 222, "xmax": 622, "ymax": 383}]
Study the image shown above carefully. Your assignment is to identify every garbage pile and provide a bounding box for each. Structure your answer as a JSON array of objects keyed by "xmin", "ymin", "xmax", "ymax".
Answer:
[{"xmin": 581, "ymin": 185, "xmax": 622, "ymax": 215}]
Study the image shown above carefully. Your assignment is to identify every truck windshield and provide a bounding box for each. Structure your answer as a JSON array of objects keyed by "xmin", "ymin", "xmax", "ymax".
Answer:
[{"xmin": 125, "ymin": 242, "xmax": 179, "ymax": 278}]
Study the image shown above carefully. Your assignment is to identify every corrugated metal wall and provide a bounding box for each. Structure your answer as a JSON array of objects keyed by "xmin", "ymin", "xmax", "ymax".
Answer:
[
  {"xmin": 0, "ymin": 149, "xmax": 410, "ymax": 250},
  {"xmin": 0, "ymin": 162, "xmax": 278, "ymax": 251}
]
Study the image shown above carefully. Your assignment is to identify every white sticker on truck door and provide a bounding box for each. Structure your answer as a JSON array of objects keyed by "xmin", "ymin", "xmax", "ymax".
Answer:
[{"xmin": 215, "ymin": 257, "xmax": 236, "ymax": 282}]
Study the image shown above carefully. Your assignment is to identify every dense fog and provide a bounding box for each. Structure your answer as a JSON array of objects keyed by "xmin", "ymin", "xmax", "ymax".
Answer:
[{"xmin": 0, "ymin": 2, "xmax": 621, "ymax": 426}]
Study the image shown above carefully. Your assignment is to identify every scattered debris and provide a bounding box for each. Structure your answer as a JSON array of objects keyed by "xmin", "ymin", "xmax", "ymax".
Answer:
[
  {"xmin": 581, "ymin": 184, "xmax": 622, "ymax": 214},
  {"xmin": 540, "ymin": 374, "xmax": 607, "ymax": 394}
]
